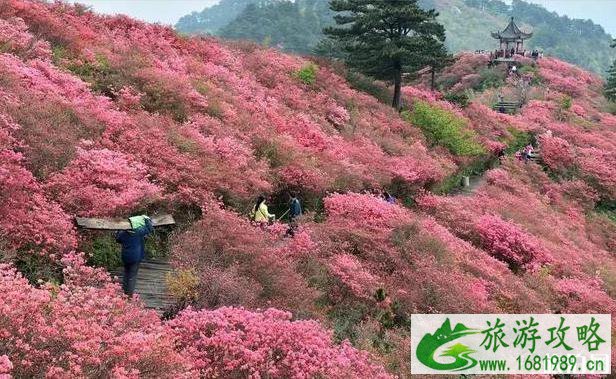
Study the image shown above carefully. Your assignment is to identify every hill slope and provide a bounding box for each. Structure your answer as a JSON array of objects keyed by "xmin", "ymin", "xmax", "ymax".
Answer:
[
  {"xmin": 176, "ymin": 0, "xmax": 616, "ymax": 74},
  {"xmin": 1, "ymin": 0, "xmax": 616, "ymax": 377}
]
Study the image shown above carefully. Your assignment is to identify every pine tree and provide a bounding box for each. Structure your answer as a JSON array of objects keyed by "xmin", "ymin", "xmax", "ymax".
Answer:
[
  {"xmin": 607, "ymin": 40, "xmax": 616, "ymax": 102},
  {"xmin": 325, "ymin": 0, "xmax": 447, "ymax": 110},
  {"xmin": 607, "ymin": 62, "xmax": 616, "ymax": 102},
  {"xmin": 424, "ymin": 42, "xmax": 453, "ymax": 91}
]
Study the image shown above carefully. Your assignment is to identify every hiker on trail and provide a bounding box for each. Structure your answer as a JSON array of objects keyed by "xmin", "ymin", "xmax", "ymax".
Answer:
[
  {"xmin": 497, "ymin": 148, "xmax": 506, "ymax": 162},
  {"xmin": 251, "ymin": 195, "xmax": 275, "ymax": 225},
  {"xmin": 384, "ymin": 191, "xmax": 396, "ymax": 204},
  {"xmin": 116, "ymin": 215, "xmax": 153, "ymax": 297},
  {"xmin": 286, "ymin": 192, "xmax": 303, "ymax": 237},
  {"xmin": 523, "ymin": 144, "xmax": 534, "ymax": 163},
  {"xmin": 289, "ymin": 192, "xmax": 302, "ymax": 221},
  {"xmin": 497, "ymin": 93, "xmax": 504, "ymax": 103}
]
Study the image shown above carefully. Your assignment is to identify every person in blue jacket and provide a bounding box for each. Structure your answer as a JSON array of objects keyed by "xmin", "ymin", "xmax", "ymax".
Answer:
[
  {"xmin": 286, "ymin": 192, "xmax": 303, "ymax": 237},
  {"xmin": 116, "ymin": 215, "xmax": 153, "ymax": 296}
]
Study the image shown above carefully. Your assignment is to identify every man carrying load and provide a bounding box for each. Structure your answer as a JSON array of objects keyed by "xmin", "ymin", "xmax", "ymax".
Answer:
[{"xmin": 115, "ymin": 215, "xmax": 154, "ymax": 297}]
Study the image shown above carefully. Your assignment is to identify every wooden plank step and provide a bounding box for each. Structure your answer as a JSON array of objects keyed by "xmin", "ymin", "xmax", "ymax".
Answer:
[
  {"xmin": 138, "ymin": 263, "xmax": 172, "ymax": 268},
  {"xmin": 76, "ymin": 214, "xmax": 175, "ymax": 230},
  {"xmin": 113, "ymin": 259, "xmax": 175, "ymax": 312}
]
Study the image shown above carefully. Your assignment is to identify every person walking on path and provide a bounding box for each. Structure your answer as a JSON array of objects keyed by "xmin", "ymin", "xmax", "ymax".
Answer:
[
  {"xmin": 286, "ymin": 192, "xmax": 303, "ymax": 237},
  {"xmin": 383, "ymin": 191, "xmax": 396, "ymax": 204},
  {"xmin": 116, "ymin": 215, "xmax": 154, "ymax": 297},
  {"xmin": 523, "ymin": 144, "xmax": 534, "ymax": 163},
  {"xmin": 251, "ymin": 195, "xmax": 275, "ymax": 225}
]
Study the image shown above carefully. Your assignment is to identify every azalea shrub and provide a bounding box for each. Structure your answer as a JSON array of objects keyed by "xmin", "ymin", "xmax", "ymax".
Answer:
[
  {"xmin": 474, "ymin": 214, "xmax": 553, "ymax": 271},
  {"xmin": 170, "ymin": 204, "xmax": 318, "ymax": 313},
  {"xmin": 168, "ymin": 307, "xmax": 393, "ymax": 379},
  {"xmin": 0, "ymin": 264, "xmax": 188, "ymax": 377},
  {"xmin": 0, "ymin": 150, "xmax": 76, "ymax": 257},
  {"xmin": 45, "ymin": 147, "xmax": 161, "ymax": 217}
]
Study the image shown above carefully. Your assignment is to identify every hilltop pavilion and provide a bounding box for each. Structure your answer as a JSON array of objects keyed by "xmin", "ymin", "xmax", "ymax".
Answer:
[{"xmin": 491, "ymin": 17, "xmax": 533, "ymax": 58}]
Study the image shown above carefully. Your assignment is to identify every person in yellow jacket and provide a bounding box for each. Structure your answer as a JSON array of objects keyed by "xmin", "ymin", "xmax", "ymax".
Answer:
[{"xmin": 251, "ymin": 195, "xmax": 275, "ymax": 224}]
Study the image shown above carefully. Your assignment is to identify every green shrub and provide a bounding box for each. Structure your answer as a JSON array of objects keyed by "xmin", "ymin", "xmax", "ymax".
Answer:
[
  {"xmin": 403, "ymin": 100, "xmax": 485, "ymax": 156},
  {"xmin": 503, "ymin": 128, "xmax": 533, "ymax": 154},
  {"xmin": 596, "ymin": 200, "xmax": 616, "ymax": 223},
  {"xmin": 85, "ymin": 234, "xmax": 122, "ymax": 270},
  {"xmin": 140, "ymin": 81, "xmax": 187, "ymax": 122},
  {"xmin": 560, "ymin": 95, "xmax": 572, "ymax": 111},
  {"xmin": 293, "ymin": 63, "xmax": 318, "ymax": 85},
  {"xmin": 345, "ymin": 71, "xmax": 392, "ymax": 104},
  {"xmin": 145, "ymin": 231, "xmax": 169, "ymax": 259},
  {"xmin": 253, "ymin": 137, "xmax": 287, "ymax": 168},
  {"xmin": 474, "ymin": 67, "xmax": 505, "ymax": 91},
  {"xmin": 84, "ymin": 230, "xmax": 168, "ymax": 271},
  {"xmin": 11, "ymin": 253, "xmax": 62, "ymax": 285},
  {"xmin": 443, "ymin": 92, "xmax": 470, "ymax": 108},
  {"xmin": 518, "ymin": 65, "xmax": 542, "ymax": 85}
]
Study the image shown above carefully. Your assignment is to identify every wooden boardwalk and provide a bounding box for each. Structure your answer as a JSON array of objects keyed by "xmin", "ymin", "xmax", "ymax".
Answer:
[{"xmin": 114, "ymin": 259, "xmax": 174, "ymax": 314}]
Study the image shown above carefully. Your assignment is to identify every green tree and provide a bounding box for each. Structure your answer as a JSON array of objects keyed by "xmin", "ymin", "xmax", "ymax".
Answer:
[
  {"xmin": 607, "ymin": 40, "xmax": 616, "ymax": 102},
  {"xmin": 606, "ymin": 64, "xmax": 616, "ymax": 101},
  {"xmin": 424, "ymin": 42, "xmax": 453, "ymax": 90},
  {"xmin": 325, "ymin": 0, "xmax": 447, "ymax": 110}
]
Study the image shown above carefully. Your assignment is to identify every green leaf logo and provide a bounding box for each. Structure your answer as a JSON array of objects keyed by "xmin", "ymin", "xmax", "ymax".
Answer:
[{"xmin": 416, "ymin": 318, "xmax": 479, "ymax": 371}]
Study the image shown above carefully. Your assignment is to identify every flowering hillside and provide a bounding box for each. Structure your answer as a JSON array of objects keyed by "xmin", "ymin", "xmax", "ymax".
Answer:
[{"xmin": 1, "ymin": 0, "xmax": 616, "ymax": 377}]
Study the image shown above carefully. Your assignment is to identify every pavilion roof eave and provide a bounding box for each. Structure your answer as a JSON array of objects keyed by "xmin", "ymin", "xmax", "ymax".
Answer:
[
  {"xmin": 491, "ymin": 32, "xmax": 533, "ymax": 40},
  {"xmin": 492, "ymin": 17, "xmax": 533, "ymax": 40}
]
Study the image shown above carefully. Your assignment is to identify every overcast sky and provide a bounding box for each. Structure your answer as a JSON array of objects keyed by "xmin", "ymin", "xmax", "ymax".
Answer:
[
  {"xmin": 525, "ymin": 0, "xmax": 616, "ymax": 36},
  {"xmin": 70, "ymin": 0, "xmax": 616, "ymax": 36},
  {"xmin": 69, "ymin": 0, "xmax": 219, "ymax": 26}
]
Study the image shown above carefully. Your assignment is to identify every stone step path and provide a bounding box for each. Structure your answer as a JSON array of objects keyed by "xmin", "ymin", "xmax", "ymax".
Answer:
[
  {"xmin": 451, "ymin": 147, "xmax": 542, "ymax": 196},
  {"xmin": 492, "ymin": 101, "xmax": 522, "ymax": 114},
  {"xmin": 451, "ymin": 173, "xmax": 488, "ymax": 196},
  {"xmin": 113, "ymin": 259, "xmax": 174, "ymax": 314}
]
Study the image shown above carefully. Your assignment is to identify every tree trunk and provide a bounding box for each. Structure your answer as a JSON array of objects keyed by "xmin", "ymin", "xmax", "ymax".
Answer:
[
  {"xmin": 392, "ymin": 68, "xmax": 402, "ymax": 111},
  {"xmin": 430, "ymin": 67, "xmax": 436, "ymax": 91}
]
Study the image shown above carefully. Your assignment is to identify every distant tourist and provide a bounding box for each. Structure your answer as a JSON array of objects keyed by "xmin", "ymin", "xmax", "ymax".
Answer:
[
  {"xmin": 286, "ymin": 192, "xmax": 302, "ymax": 237},
  {"xmin": 251, "ymin": 195, "xmax": 275, "ymax": 225},
  {"xmin": 498, "ymin": 149, "xmax": 506, "ymax": 162},
  {"xmin": 523, "ymin": 144, "xmax": 534, "ymax": 163},
  {"xmin": 383, "ymin": 191, "xmax": 396, "ymax": 204},
  {"xmin": 116, "ymin": 215, "xmax": 154, "ymax": 297}
]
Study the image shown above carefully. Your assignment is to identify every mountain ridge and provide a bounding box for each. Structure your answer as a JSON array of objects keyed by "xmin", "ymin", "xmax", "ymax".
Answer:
[{"xmin": 175, "ymin": 0, "xmax": 616, "ymax": 74}]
